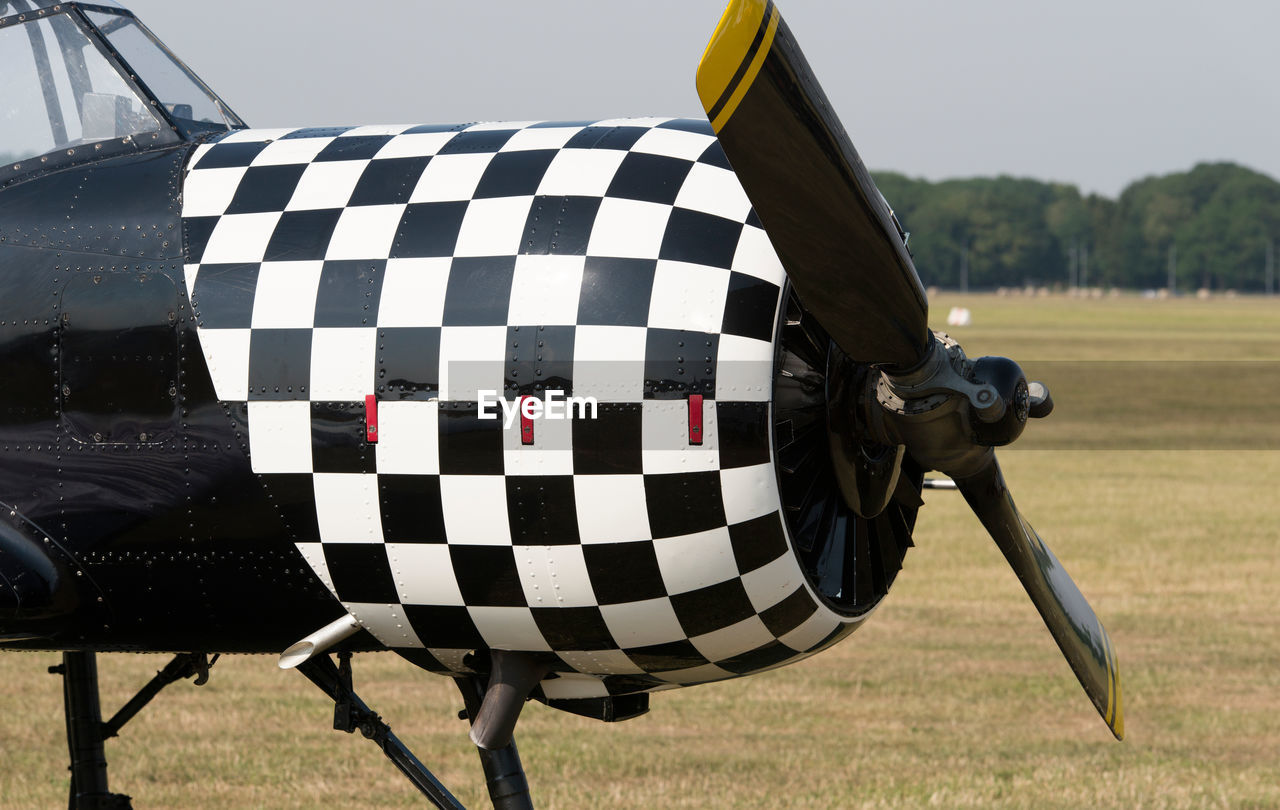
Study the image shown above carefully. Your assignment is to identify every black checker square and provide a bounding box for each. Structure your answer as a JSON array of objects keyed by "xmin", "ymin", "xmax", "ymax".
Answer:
[
  {"xmin": 521, "ymin": 195, "xmax": 602, "ymax": 256},
  {"xmin": 266, "ymin": 473, "xmax": 321, "ymax": 543},
  {"xmin": 315, "ymin": 260, "xmax": 385, "ymax": 327},
  {"xmin": 563, "ymin": 126, "xmax": 647, "ymax": 151},
  {"xmin": 644, "ymin": 328, "xmax": 719, "ymax": 400},
  {"xmin": 582, "ymin": 541, "xmax": 667, "ymax": 605},
  {"xmin": 716, "ymin": 401, "xmax": 772, "ymax": 469},
  {"xmin": 196, "ymin": 140, "xmax": 268, "ymax": 169},
  {"xmin": 442, "ymin": 256, "xmax": 517, "ymax": 326},
  {"xmin": 758, "ymin": 585, "xmax": 819, "ymax": 639},
  {"xmin": 657, "ymin": 118, "xmax": 715, "ymax": 135},
  {"xmin": 403, "ymin": 604, "xmax": 485, "ymax": 651},
  {"xmin": 281, "ymin": 127, "xmax": 353, "ymax": 140},
  {"xmin": 576, "ymin": 257, "xmax": 655, "ymax": 326},
  {"xmin": 248, "ymin": 328, "xmax": 312, "ymax": 400},
  {"xmin": 533, "ymin": 606, "xmax": 614, "ymax": 651},
  {"xmin": 349, "ymin": 156, "xmax": 432, "ymax": 207},
  {"xmin": 623, "ymin": 640, "xmax": 710, "ymax": 672},
  {"xmin": 644, "ymin": 471, "xmax": 727, "ymax": 539},
  {"xmin": 697, "ymin": 141, "xmax": 733, "ymax": 170},
  {"xmin": 378, "ymin": 327, "xmax": 441, "ymax": 400},
  {"xmin": 264, "ymin": 208, "xmax": 343, "ymax": 262},
  {"xmin": 192, "ymin": 263, "xmax": 258, "ymax": 328},
  {"xmin": 505, "ymin": 475, "xmax": 580, "ymax": 545},
  {"xmin": 437, "ymin": 129, "xmax": 517, "ymax": 154},
  {"xmin": 378, "ymin": 474, "xmax": 446, "ymax": 543},
  {"xmin": 184, "ymin": 216, "xmax": 220, "ymax": 265},
  {"xmin": 668, "ymin": 577, "xmax": 757, "ymax": 639},
  {"xmin": 225, "ymin": 164, "xmax": 307, "ymax": 215},
  {"xmin": 728, "ymin": 511, "xmax": 790, "ymax": 575},
  {"xmin": 721, "ymin": 271, "xmax": 781, "ymax": 343},
  {"xmin": 314, "ymin": 135, "xmax": 394, "ymax": 162},
  {"xmin": 572, "ymin": 403, "xmax": 642, "ymax": 475},
  {"xmin": 659, "ymin": 207, "xmax": 744, "ymax": 270},
  {"xmin": 448, "ymin": 545, "xmax": 526, "ymax": 607},
  {"xmin": 475, "ymin": 150, "xmax": 558, "ymax": 198},
  {"xmin": 605, "ymin": 152, "xmax": 694, "ymax": 205},
  {"xmin": 714, "ymin": 640, "xmax": 797, "ymax": 675},
  {"xmin": 505, "ymin": 325, "xmax": 575, "ymax": 397},
  {"xmin": 323, "ymin": 543, "xmax": 398, "ymax": 604},
  {"xmin": 310, "ymin": 401, "xmax": 374, "ymax": 474},
  {"xmin": 392, "ymin": 201, "xmax": 469, "ymax": 258},
  {"xmin": 437, "ymin": 402, "xmax": 504, "ymax": 475}
]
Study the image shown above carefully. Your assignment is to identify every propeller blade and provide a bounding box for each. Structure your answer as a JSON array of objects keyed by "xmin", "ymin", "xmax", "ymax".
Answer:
[
  {"xmin": 955, "ymin": 456, "xmax": 1124, "ymax": 740},
  {"xmin": 697, "ymin": 0, "xmax": 931, "ymax": 370}
]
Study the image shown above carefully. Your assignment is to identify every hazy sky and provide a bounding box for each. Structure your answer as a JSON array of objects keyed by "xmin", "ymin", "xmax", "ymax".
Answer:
[{"xmin": 124, "ymin": 0, "xmax": 1280, "ymax": 198}]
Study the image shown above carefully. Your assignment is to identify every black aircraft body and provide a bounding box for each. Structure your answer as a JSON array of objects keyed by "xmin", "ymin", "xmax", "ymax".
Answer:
[{"xmin": 0, "ymin": 1, "xmax": 1122, "ymax": 807}]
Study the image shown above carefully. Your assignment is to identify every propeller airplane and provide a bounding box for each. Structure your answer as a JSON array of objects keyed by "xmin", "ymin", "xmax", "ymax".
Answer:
[{"xmin": 0, "ymin": 1, "xmax": 1122, "ymax": 807}]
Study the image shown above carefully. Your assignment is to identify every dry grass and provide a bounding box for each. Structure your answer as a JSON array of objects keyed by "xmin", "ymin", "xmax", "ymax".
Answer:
[{"xmin": 2, "ymin": 293, "xmax": 1278, "ymax": 808}]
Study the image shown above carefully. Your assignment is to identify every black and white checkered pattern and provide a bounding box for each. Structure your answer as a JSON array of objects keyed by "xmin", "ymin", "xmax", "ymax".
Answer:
[{"xmin": 182, "ymin": 119, "xmax": 860, "ymax": 698}]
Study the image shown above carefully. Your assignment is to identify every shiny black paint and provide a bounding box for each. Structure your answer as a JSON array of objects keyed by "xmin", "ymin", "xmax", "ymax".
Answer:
[{"xmin": 0, "ymin": 146, "xmax": 359, "ymax": 651}]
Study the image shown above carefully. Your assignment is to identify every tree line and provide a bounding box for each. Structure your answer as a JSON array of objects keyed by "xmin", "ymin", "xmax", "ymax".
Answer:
[{"xmin": 874, "ymin": 162, "xmax": 1280, "ymax": 292}]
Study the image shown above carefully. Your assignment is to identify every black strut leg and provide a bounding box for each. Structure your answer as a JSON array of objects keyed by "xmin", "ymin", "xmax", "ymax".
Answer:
[
  {"xmin": 59, "ymin": 652, "xmax": 132, "ymax": 810},
  {"xmin": 296, "ymin": 654, "xmax": 465, "ymax": 810},
  {"xmin": 456, "ymin": 677, "xmax": 535, "ymax": 810}
]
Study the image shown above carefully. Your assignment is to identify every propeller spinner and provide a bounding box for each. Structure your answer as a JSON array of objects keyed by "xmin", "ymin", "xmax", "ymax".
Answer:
[{"xmin": 698, "ymin": 0, "xmax": 1123, "ymax": 739}]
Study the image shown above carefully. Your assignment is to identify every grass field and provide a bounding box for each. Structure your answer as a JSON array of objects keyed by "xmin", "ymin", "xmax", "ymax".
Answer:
[{"xmin": 3, "ymin": 293, "xmax": 1278, "ymax": 809}]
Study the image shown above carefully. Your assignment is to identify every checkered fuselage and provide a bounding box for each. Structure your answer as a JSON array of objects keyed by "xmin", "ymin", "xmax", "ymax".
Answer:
[{"xmin": 181, "ymin": 119, "xmax": 870, "ymax": 699}]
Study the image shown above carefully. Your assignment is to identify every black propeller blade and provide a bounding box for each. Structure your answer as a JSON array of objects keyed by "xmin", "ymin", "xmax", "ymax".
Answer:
[
  {"xmin": 698, "ymin": 0, "xmax": 1122, "ymax": 739},
  {"xmin": 696, "ymin": 0, "xmax": 930, "ymax": 371}
]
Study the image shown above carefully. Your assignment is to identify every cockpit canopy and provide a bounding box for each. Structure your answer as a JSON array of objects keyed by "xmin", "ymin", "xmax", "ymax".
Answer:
[{"xmin": 1, "ymin": 1, "xmax": 243, "ymax": 180}]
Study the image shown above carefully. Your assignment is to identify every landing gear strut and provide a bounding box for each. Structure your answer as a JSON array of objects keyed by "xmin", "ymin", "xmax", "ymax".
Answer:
[{"xmin": 51, "ymin": 651, "xmax": 215, "ymax": 810}]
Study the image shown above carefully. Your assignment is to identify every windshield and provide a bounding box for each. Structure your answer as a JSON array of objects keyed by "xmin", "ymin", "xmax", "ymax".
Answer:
[
  {"xmin": 85, "ymin": 9, "xmax": 243, "ymax": 137},
  {"xmin": 0, "ymin": 11, "xmax": 172, "ymax": 166}
]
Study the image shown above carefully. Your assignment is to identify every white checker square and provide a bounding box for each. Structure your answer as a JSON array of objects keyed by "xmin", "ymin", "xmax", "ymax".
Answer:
[
  {"xmin": 507, "ymin": 254, "xmax": 585, "ymax": 325},
  {"xmin": 427, "ymin": 648, "xmax": 471, "ymax": 672},
  {"xmin": 466, "ymin": 120, "xmax": 537, "ymax": 132},
  {"xmin": 250, "ymin": 261, "xmax": 323, "ymax": 328},
  {"xmin": 325, "ymin": 204, "xmax": 405, "ymax": 260},
  {"xmin": 377, "ymin": 257, "xmax": 451, "ymax": 328},
  {"xmin": 731, "ymin": 226, "xmax": 786, "ymax": 284},
  {"xmin": 631, "ymin": 127, "xmax": 716, "ymax": 161},
  {"xmin": 439, "ymin": 326, "xmax": 506, "ymax": 401},
  {"xmin": 183, "ymin": 166, "xmax": 249, "ymax": 217},
  {"xmin": 641, "ymin": 400, "xmax": 718, "ymax": 475},
  {"xmin": 341, "ymin": 124, "xmax": 413, "ymax": 137},
  {"xmin": 468, "ymin": 607, "xmax": 551, "ymax": 651},
  {"xmin": 295, "ymin": 542, "xmax": 333, "ymax": 590},
  {"xmin": 453, "ymin": 196, "xmax": 532, "ymax": 257},
  {"xmin": 515, "ymin": 545, "xmax": 597, "ymax": 609},
  {"xmin": 374, "ymin": 131, "xmax": 459, "ymax": 160},
  {"xmin": 652, "ymin": 527, "xmax": 738, "ymax": 595},
  {"xmin": 779, "ymin": 608, "xmax": 843, "ymax": 653},
  {"xmin": 409, "ymin": 153, "xmax": 494, "ymax": 202},
  {"xmin": 183, "ymin": 263, "xmax": 199, "ymax": 294},
  {"xmin": 556, "ymin": 649, "xmax": 644, "ymax": 676},
  {"xmin": 574, "ymin": 476, "xmax": 652, "ymax": 543},
  {"xmin": 673, "ymin": 162, "xmax": 753, "ymax": 223},
  {"xmin": 720, "ymin": 464, "xmax": 782, "ymax": 526},
  {"xmin": 250, "ymin": 136, "xmax": 336, "ymax": 167},
  {"xmin": 740, "ymin": 554, "xmax": 805, "ymax": 614},
  {"xmin": 247, "ymin": 401, "xmax": 313, "ymax": 474},
  {"xmin": 715, "ymin": 334, "xmax": 776, "ymax": 401},
  {"xmin": 386, "ymin": 544, "xmax": 463, "ymax": 605},
  {"xmin": 200, "ymin": 211, "xmax": 281, "ymax": 264},
  {"xmin": 585, "ymin": 198, "xmax": 671, "ymax": 259},
  {"xmin": 572, "ymin": 326, "xmax": 647, "ymax": 402},
  {"xmin": 194, "ymin": 328, "xmax": 251, "ymax": 401},
  {"xmin": 646, "ymin": 260, "xmax": 731, "ymax": 333},
  {"xmin": 539, "ymin": 675, "xmax": 610, "ymax": 700},
  {"xmin": 600, "ymin": 598, "xmax": 685, "ymax": 649},
  {"xmin": 440, "ymin": 476, "xmax": 511, "ymax": 545},
  {"xmin": 309, "ymin": 327, "xmax": 377, "ymax": 400},
  {"xmin": 591, "ymin": 117, "xmax": 672, "ymax": 129},
  {"xmin": 219, "ymin": 128, "xmax": 293, "ymax": 144},
  {"xmin": 535, "ymin": 148, "xmax": 628, "ymax": 197},
  {"xmin": 376, "ymin": 401, "xmax": 440, "ymax": 475},
  {"xmin": 500, "ymin": 126, "xmax": 582, "ymax": 152},
  {"xmin": 313, "ymin": 473, "xmax": 383, "ymax": 543},
  {"xmin": 502, "ymin": 409, "xmax": 573, "ymax": 476},
  {"xmin": 285, "ymin": 159, "xmax": 370, "ymax": 210},
  {"xmin": 690, "ymin": 616, "xmax": 776, "ymax": 662},
  {"xmin": 345, "ymin": 602, "xmax": 423, "ymax": 648}
]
